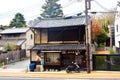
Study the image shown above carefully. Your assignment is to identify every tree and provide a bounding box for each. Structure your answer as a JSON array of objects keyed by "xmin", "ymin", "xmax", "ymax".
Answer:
[
  {"xmin": 94, "ymin": 11, "xmax": 115, "ymax": 47},
  {"xmin": 94, "ymin": 32, "xmax": 108, "ymax": 47},
  {"xmin": 92, "ymin": 18, "xmax": 109, "ymax": 46},
  {"xmin": 9, "ymin": 13, "xmax": 26, "ymax": 28},
  {"xmin": 91, "ymin": 18, "xmax": 102, "ymax": 44},
  {"xmin": 3, "ymin": 43, "xmax": 17, "ymax": 52},
  {"xmin": 2, "ymin": 25, "xmax": 9, "ymax": 29},
  {"xmin": 92, "ymin": 18, "xmax": 102, "ymax": 37},
  {"xmin": 40, "ymin": 0, "xmax": 63, "ymax": 18},
  {"xmin": 98, "ymin": 10, "xmax": 115, "ymax": 25},
  {"xmin": 97, "ymin": 10, "xmax": 115, "ymax": 33}
]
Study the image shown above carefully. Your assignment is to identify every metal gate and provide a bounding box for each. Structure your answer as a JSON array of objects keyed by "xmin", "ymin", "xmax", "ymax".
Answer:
[{"xmin": 93, "ymin": 54, "xmax": 120, "ymax": 71}]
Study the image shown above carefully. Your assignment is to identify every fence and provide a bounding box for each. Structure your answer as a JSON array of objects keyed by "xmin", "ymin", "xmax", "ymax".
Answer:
[
  {"xmin": 0, "ymin": 50, "xmax": 26, "ymax": 64},
  {"xmin": 93, "ymin": 54, "xmax": 120, "ymax": 71}
]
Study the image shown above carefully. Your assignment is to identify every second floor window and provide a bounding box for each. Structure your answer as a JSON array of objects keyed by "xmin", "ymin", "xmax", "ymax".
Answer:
[
  {"xmin": 116, "ymin": 24, "xmax": 118, "ymax": 32},
  {"xmin": 30, "ymin": 34, "xmax": 33, "ymax": 40}
]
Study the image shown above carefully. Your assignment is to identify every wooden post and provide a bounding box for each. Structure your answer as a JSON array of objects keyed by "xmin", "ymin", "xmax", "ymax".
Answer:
[{"xmin": 85, "ymin": 0, "xmax": 91, "ymax": 73}]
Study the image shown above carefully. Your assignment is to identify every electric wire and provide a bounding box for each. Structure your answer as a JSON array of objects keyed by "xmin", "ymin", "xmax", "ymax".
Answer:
[{"xmin": 0, "ymin": 0, "xmax": 118, "ymax": 25}]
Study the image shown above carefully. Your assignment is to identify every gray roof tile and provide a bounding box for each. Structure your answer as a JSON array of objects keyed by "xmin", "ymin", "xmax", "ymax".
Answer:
[
  {"xmin": 32, "ymin": 44, "xmax": 86, "ymax": 50},
  {"xmin": 0, "ymin": 39, "xmax": 26, "ymax": 47},
  {"xmin": 29, "ymin": 16, "xmax": 91, "ymax": 28},
  {"xmin": 0, "ymin": 28, "xmax": 29, "ymax": 34}
]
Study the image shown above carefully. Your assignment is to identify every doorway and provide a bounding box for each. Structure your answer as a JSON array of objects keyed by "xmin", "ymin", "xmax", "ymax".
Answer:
[
  {"xmin": 62, "ymin": 54, "xmax": 75, "ymax": 68},
  {"xmin": 61, "ymin": 50, "xmax": 86, "ymax": 70}
]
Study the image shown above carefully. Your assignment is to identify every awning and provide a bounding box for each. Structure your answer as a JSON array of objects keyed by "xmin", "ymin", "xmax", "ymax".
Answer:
[
  {"xmin": 32, "ymin": 44, "xmax": 86, "ymax": 51},
  {"xmin": 17, "ymin": 39, "xmax": 26, "ymax": 46}
]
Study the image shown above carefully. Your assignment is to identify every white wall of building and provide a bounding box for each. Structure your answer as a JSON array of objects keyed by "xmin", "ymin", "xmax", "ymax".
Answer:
[{"xmin": 114, "ymin": 5, "xmax": 120, "ymax": 48}]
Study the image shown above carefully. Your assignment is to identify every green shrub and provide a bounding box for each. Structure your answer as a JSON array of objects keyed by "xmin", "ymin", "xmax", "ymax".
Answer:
[
  {"xmin": 109, "ymin": 48, "xmax": 115, "ymax": 54},
  {"xmin": 99, "ymin": 44, "xmax": 105, "ymax": 48},
  {"xmin": 3, "ymin": 43, "xmax": 17, "ymax": 52}
]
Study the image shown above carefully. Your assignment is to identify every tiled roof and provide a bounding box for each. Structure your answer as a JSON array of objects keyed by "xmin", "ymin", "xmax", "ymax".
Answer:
[
  {"xmin": 29, "ymin": 16, "xmax": 91, "ymax": 28},
  {"xmin": 0, "ymin": 28, "xmax": 29, "ymax": 34},
  {"xmin": 32, "ymin": 44, "xmax": 86, "ymax": 50},
  {"xmin": 0, "ymin": 39, "xmax": 26, "ymax": 47}
]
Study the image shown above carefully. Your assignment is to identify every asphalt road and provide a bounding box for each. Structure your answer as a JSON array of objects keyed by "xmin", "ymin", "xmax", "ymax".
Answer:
[
  {"xmin": 0, "ymin": 58, "xmax": 30, "ymax": 72},
  {"xmin": 0, "ymin": 77, "xmax": 120, "ymax": 80},
  {"xmin": 6, "ymin": 59, "xmax": 30, "ymax": 69}
]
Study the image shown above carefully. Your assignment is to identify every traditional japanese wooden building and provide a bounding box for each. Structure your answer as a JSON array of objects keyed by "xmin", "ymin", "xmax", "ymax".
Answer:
[
  {"xmin": 29, "ymin": 16, "xmax": 92, "ymax": 71},
  {"xmin": 0, "ymin": 28, "xmax": 34, "ymax": 57}
]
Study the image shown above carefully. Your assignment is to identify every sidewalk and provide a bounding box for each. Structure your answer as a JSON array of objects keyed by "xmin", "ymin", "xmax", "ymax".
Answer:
[
  {"xmin": 0, "ymin": 69, "xmax": 120, "ymax": 78},
  {"xmin": 0, "ymin": 68, "xmax": 25, "ymax": 72},
  {"xmin": 0, "ymin": 59, "xmax": 120, "ymax": 78}
]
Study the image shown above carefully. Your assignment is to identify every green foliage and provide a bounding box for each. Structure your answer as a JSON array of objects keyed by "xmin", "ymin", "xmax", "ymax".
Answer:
[
  {"xmin": 99, "ymin": 44, "xmax": 105, "ymax": 48},
  {"xmin": 2, "ymin": 25, "xmax": 9, "ymax": 29},
  {"xmin": 109, "ymin": 48, "xmax": 115, "ymax": 54},
  {"xmin": 102, "ymin": 20, "xmax": 110, "ymax": 33},
  {"xmin": 9, "ymin": 13, "xmax": 26, "ymax": 28},
  {"xmin": 40, "ymin": 0, "xmax": 63, "ymax": 18},
  {"xmin": 3, "ymin": 43, "xmax": 17, "ymax": 52},
  {"xmin": 92, "ymin": 18, "xmax": 110, "ymax": 46},
  {"xmin": 94, "ymin": 32, "xmax": 108, "ymax": 46},
  {"xmin": 95, "ymin": 16, "xmax": 113, "ymax": 47}
]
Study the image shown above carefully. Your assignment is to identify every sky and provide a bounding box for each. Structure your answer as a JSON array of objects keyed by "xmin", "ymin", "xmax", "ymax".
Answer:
[{"xmin": 0, "ymin": 0, "xmax": 119, "ymax": 25}]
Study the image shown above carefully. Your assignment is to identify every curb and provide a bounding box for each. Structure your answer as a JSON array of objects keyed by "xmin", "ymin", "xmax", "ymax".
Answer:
[{"xmin": 0, "ymin": 69, "xmax": 120, "ymax": 78}]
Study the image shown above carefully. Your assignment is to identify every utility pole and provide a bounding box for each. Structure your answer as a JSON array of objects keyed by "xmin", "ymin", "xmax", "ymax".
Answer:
[{"xmin": 85, "ymin": 0, "xmax": 91, "ymax": 73}]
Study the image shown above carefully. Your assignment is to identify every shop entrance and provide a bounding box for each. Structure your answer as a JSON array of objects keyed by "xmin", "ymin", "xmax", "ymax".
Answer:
[
  {"xmin": 61, "ymin": 50, "xmax": 86, "ymax": 70},
  {"xmin": 62, "ymin": 54, "xmax": 75, "ymax": 68}
]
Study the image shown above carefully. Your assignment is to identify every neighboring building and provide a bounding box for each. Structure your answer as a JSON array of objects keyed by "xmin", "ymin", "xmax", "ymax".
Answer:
[
  {"xmin": 0, "ymin": 25, "xmax": 5, "ymax": 32},
  {"xmin": 0, "ymin": 25, "xmax": 5, "ymax": 40},
  {"xmin": 0, "ymin": 28, "xmax": 34, "ymax": 57},
  {"xmin": 29, "ymin": 16, "xmax": 92, "ymax": 71},
  {"xmin": 107, "ymin": 25, "xmax": 115, "ymax": 47},
  {"xmin": 114, "ymin": 4, "xmax": 120, "ymax": 53}
]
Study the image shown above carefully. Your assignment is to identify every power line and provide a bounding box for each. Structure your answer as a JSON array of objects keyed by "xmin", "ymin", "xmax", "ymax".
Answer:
[
  {"xmin": 89, "ymin": 11, "xmax": 117, "ymax": 14},
  {"xmin": 61, "ymin": 0, "xmax": 80, "ymax": 8},
  {"xmin": 93, "ymin": 0, "xmax": 111, "ymax": 11}
]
